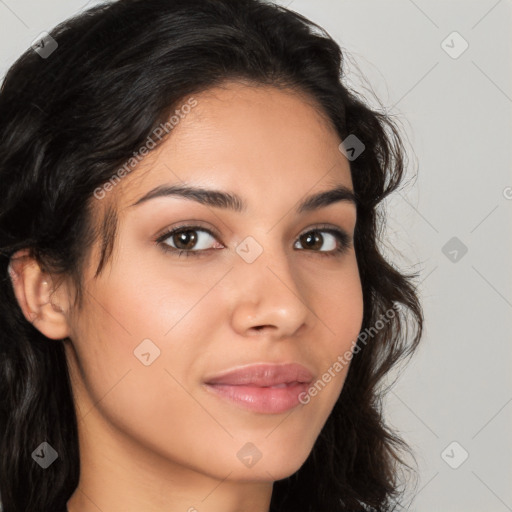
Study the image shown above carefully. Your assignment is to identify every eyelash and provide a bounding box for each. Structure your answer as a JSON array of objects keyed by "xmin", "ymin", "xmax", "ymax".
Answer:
[{"xmin": 155, "ymin": 223, "xmax": 352, "ymax": 259}]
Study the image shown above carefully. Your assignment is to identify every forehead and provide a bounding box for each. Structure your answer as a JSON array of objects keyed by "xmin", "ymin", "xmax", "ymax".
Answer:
[{"xmin": 115, "ymin": 82, "xmax": 352, "ymax": 210}]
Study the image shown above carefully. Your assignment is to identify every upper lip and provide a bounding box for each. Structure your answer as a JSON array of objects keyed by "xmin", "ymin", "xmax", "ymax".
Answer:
[{"xmin": 204, "ymin": 363, "xmax": 314, "ymax": 387}]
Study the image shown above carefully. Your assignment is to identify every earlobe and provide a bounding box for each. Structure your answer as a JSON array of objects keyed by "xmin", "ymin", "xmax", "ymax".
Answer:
[{"xmin": 8, "ymin": 249, "xmax": 71, "ymax": 340}]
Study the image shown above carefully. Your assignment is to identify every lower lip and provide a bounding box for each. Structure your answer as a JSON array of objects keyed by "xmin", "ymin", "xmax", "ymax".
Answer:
[{"xmin": 204, "ymin": 382, "xmax": 310, "ymax": 414}]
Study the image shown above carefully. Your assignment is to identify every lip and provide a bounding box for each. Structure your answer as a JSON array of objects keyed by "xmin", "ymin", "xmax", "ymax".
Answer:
[
  {"xmin": 203, "ymin": 363, "xmax": 314, "ymax": 414},
  {"xmin": 204, "ymin": 362, "xmax": 314, "ymax": 387}
]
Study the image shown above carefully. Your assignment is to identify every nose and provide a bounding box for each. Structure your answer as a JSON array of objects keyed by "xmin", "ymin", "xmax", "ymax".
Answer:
[{"xmin": 228, "ymin": 238, "xmax": 312, "ymax": 339}]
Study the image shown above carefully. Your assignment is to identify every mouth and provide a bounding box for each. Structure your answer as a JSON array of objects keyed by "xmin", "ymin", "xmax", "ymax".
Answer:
[{"xmin": 203, "ymin": 362, "xmax": 314, "ymax": 414}]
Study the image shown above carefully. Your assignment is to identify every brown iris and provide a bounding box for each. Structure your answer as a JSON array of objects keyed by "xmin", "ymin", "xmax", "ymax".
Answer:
[
  {"xmin": 172, "ymin": 230, "xmax": 198, "ymax": 250},
  {"xmin": 299, "ymin": 231, "xmax": 323, "ymax": 250}
]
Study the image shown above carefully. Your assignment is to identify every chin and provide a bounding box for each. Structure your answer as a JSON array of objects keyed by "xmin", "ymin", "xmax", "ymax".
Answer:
[{"xmin": 231, "ymin": 449, "xmax": 312, "ymax": 482}]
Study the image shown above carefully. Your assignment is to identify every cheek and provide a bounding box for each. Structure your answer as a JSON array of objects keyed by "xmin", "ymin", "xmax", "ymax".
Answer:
[
  {"xmin": 317, "ymin": 259, "xmax": 363, "ymax": 362},
  {"xmin": 290, "ymin": 254, "xmax": 363, "ymax": 410},
  {"xmin": 309, "ymin": 254, "xmax": 364, "ymax": 347},
  {"xmin": 69, "ymin": 272, "xmax": 219, "ymax": 461},
  {"xmin": 87, "ymin": 256, "xmax": 223, "ymax": 342}
]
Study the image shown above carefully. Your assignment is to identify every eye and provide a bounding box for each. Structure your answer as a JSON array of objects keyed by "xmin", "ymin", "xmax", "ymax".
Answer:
[
  {"xmin": 156, "ymin": 226, "xmax": 222, "ymax": 257},
  {"xmin": 294, "ymin": 228, "xmax": 351, "ymax": 256}
]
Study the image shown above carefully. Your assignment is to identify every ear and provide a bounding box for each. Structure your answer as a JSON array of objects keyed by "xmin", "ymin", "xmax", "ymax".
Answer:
[{"xmin": 8, "ymin": 249, "xmax": 71, "ymax": 340}]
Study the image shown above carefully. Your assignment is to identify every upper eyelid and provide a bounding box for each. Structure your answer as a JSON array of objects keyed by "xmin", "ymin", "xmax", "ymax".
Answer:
[{"xmin": 156, "ymin": 224, "xmax": 219, "ymax": 243}]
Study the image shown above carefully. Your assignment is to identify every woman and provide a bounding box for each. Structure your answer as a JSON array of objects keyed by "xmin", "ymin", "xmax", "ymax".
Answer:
[{"xmin": 0, "ymin": 0, "xmax": 423, "ymax": 511}]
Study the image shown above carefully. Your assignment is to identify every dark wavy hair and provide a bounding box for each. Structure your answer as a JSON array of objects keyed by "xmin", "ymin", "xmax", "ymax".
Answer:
[{"xmin": 0, "ymin": 0, "xmax": 423, "ymax": 510}]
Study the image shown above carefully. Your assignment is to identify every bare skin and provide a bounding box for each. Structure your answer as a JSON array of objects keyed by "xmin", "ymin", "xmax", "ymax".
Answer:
[{"xmin": 9, "ymin": 81, "xmax": 364, "ymax": 512}]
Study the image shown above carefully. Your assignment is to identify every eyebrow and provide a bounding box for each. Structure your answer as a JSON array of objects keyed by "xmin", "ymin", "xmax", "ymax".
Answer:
[{"xmin": 129, "ymin": 183, "xmax": 357, "ymax": 213}]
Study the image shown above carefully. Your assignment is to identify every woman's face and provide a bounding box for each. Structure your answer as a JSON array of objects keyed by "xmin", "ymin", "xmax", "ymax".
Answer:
[{"xmin": 64, "ymin": 82, "xmax": 364, "ymax": 486}]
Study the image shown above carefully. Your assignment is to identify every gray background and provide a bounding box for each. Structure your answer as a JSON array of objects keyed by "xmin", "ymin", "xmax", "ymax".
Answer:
[{"xmin": 1, "ymin": 0, "xmax": 511, "ymax": 510}]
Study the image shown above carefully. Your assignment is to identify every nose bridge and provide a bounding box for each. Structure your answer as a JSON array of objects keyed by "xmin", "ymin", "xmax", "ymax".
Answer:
[{"xmin": 229, "ymin": 233, "xmax": 311, "ymax": 336}]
